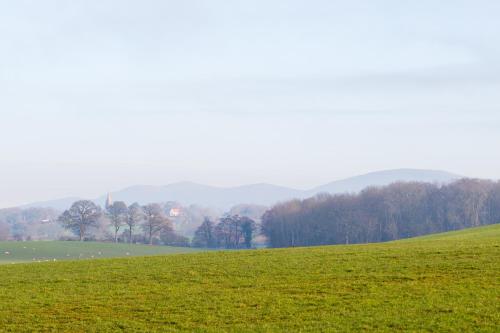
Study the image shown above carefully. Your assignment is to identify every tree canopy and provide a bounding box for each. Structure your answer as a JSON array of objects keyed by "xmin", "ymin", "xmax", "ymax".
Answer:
[
  {"xmin": 262, "ymin": 179, "xmax": 500, "ymax": 248},
  {"xmin": 58, "ymin": 200, "xmax": 101, "ymax": 241}
]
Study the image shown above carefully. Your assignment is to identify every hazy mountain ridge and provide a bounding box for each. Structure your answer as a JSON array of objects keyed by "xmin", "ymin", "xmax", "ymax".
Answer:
[
  {"xmin": 22, "ymin": 169, "xmax": 461, "ymax": 211},
  {"xmin": 308, "ymin": 169, "xmax": 461, "ymax": 195}
]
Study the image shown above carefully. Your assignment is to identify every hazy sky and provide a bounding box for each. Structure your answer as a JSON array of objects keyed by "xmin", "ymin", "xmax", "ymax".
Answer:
[{"xmin": 1, "ymin": 1, "xmax": 500, "ymax": 207}]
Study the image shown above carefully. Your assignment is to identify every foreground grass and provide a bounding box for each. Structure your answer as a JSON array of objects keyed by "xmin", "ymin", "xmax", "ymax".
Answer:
[
  {"xmin": 0, "ymin": 225, "xmax": 499, "ymax": 332},
  {"xmin": 0, "ymin": 241, "xmax": 202, "ymax": 264}
]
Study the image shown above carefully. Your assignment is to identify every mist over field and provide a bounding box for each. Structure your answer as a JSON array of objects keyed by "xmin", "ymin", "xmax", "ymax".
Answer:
[
  {"xmin": 1, "ymin": 1, "xmax": 499, "ymax": 332},
  {"xmin": 1, "ymin": 1, "xmax": 500, "ymax": 208}
]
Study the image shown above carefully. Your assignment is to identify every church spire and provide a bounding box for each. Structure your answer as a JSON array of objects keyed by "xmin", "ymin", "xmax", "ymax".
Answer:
[{"xmin": 105, "ymin": 192, "xmax": 113, "ymax": 209}]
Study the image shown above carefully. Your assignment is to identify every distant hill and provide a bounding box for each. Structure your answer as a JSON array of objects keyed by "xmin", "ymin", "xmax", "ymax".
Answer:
[
  {"xmin": 22, "ymin": 197, "xmax": 82, "ymax": 211},
  {"xmin": 22, "ymin": 169, "xmax": 461, "ymax": 210},
  {"xmin": 308, "ymin": 169, "xmax": 461, "ymax": 195},
  {"xmin": 93, "ymin": 182, "xmax": 304, "ymax": 210}
]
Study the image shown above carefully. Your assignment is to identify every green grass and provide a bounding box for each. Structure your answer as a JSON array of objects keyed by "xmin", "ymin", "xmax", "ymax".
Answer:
[
  {"xmin": 0, "ymin": 241, "xmax": 202, "ymax": 264},
  {"xmin": 0, "ymin": 225, "xmax": 499, "ymax": 332}
]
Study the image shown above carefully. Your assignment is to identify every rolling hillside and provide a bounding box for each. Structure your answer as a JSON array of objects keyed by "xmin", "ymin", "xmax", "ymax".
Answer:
[{"xmin": 0, "ymin": 224, "xmax": 498, "ymax": 332}]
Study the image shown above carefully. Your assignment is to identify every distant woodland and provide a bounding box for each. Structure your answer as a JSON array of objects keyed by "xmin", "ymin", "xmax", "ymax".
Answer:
[
  {"xmin": 261, "ymin": 179, "xmax": 500, "ymax": 247},
  {"xmin": 1, "ymin": 179, "xmax": 499, "ymax": 248},
  {"xmin": 0, "ymin": 201, "xmax": 264, "ymax": 247},
  {"xmin": 0, "ymin": 207, "xmax": 60, "ymax": 241}
]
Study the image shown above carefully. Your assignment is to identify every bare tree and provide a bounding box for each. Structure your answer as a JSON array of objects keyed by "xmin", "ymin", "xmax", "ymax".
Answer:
[
  {"xmin": 106, "ymin": 201, "xmax": 128, "ymax": 243},
  {"xmin": 159, "ymin": 223, "xmax": 189, "ymax": 246},
  {"xmin": 58, "ymin": 200, "xmax": 101, "ymax": 241},
  {"xmin": 240, "ymin": 216, "xmax": 256, "ymax": 248},
  {"xmin": 209, "ymin": 215, "xmax": 256, "ymax": 249},
  {"xmin": 142, "ymin": 203, "xmax": 169, "ymax": 245},
  {"xmin": 125, "ymin": 203, "xmax": 143, "ymax": 243},
  {"xmin": 215, "ymin": 216, "xmax": 233, "ymax": 248},
  {"xmin": 192, "ymin": 217, "xmax": 216, "ymax": 248}
]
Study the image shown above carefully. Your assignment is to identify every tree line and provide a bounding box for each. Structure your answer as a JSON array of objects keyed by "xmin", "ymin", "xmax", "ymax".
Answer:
[
  {"xmin": 6, "ymin": 178, "xmax": 499, "ymax": 249},
  {"xmin": 58, "ymin": 200, "xmax": 188, "ymax": 246},
  {"xmin": 261, "ymin": 179, "xmax": 500, "ymax": 248},
  {"xmin": 0, "ymin": 207, "xmax": 60, "ymax": 241},
  {"xmin": 192, "ymin": 215, "xmax": 257, "ymax": 249},
  {"xmin": 58, "ymin": 201, "xmax": 259, "ymax": 248}
]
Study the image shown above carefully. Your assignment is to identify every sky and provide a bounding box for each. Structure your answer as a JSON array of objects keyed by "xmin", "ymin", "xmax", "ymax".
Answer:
[{"xmin": 1, "ymin": 0, "xmax": 500, "ymax": 207}]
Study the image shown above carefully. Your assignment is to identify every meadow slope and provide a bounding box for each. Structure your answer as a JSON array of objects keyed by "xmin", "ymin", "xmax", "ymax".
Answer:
[{"xmin": 0, "ymin": 225, "xmax": 499, "ymax": 332}]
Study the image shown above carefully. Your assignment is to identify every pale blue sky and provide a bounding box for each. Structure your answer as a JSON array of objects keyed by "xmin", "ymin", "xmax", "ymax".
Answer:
[{"xmin": 1, "ymin": 1, "xmax": 500, "ymax": 207}]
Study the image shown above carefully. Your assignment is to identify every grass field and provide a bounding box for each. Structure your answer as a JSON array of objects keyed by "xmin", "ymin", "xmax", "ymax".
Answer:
[
  {"xmin": 0, "ymin": 225, "xmax": 499, "ymax": 332},
  {"xmin": 0, "ymin": 241, "xmax": 202, "ymax": 264}
]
